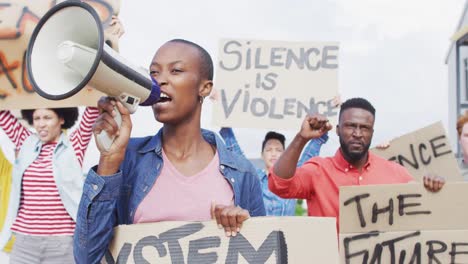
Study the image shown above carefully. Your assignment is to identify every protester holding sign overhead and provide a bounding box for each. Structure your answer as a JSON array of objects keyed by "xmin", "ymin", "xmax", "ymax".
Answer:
[
  {"xmin": 269, "ymin": 97, "xmax": 445, "ymax": 232},
  {"xmin": 73, "ymin": 39, "xmax": 265, "ymax": 263},
  {"xmin": 0, "ymin": 107, "xmax": 99, "ymax": 263}
]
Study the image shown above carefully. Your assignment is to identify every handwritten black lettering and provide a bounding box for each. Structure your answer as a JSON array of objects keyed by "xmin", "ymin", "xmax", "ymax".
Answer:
[
  {"xmin": 380, "ymin": 231, "xmax": 420, "ymax": 264},
  {"xmin": 389, "ymin": 135, "xmax": 452, "ymax": 171},
  {"xmin": 343, "ymin": 231, "xmax": 420, "ymax": 264},
  {"xmin": 343, "ymin": 231, "xmax": 380, "ymax": 264},
  {"xmin": 397, "ymin": 194, "xmax": 431, "ymax": 216},
  {"xmin": 133, "ymin": 236, "xmax": 168, "ymax": 263},
  {"xmin": 343, "ymin": 193, "xmax": 371, "ymax": 228},
  {"xmin": 418, "ymin": 144, "xmax": 431, "ymax": 165},
  {"xmin": 429, "ymin": 135, "xmax": 452, "ymax": 158},
  {"xmin": 426, "ymin": 240, "xmax": 447, "ymax": 264},
  {"xmin": 187, "ymin": 236, "xmax": 220, "ymax": 264},
  {"xmin": 397, "ymin": 144, "xmax": 420, "ymax": 169},
  {"xmin": 104, "ymin": 243, "xmax": 132, "ymax": 264},
  {"xmin": 343, "ymin": 231, "xmax": 468, "ymax": 264},
  {"xmin": 159, "ymin": 223, "xmax": 205, "ymax": 263},
  {"xmin": 225, "ymin": 231, "xmax": 288, "ymax": 264},
  {"xmin": 372, "ymin": 199, "xmax": 394, "ymax": 226},
  {"xmin": 449, "ymin": 243, "xmax": 468, "ymax": 263},
  {"xmin": 408, "ymin": 243, "xmax": 422, "ymax": 264},
  {"xmin": 132, "ymin": 223, "xmax": 203, "ymax": 263},
  {"xmin": 105, "ymin": 223, "xmax": 290, "ymax": 263}
]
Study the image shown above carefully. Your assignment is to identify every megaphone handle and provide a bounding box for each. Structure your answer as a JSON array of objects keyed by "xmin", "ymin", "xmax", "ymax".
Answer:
[{"xmin": 96, "ymin": 106, "xmax": 122, "ymax": 151}]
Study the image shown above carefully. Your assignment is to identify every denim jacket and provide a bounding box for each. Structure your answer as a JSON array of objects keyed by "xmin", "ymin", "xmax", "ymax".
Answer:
[
  {"xmin": 219, "ymin": 128, "xmax": 328, "ymax": 216},
  {"xmin": 0, "ymin": 133, "xmax": 84, "ymax": 250},
  {"xmin": 73, "ymin": 129, "xmax": 266, "ymax": 263}
]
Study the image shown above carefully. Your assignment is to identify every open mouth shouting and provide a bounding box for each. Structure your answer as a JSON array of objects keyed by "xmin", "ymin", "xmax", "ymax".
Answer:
[{"xmin": 157, "ymin": 92, "xmax": 172, "ymax": 104}]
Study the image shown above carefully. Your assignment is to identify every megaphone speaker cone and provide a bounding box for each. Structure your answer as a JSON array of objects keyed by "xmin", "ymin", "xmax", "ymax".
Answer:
[{"xmin": 27, "ymin": 1, "xmax": 103, "ymax": 100}]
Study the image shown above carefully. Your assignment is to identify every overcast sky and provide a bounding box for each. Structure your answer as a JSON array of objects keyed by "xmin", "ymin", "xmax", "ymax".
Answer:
[
  {"xmin": 0, "ymin": 0, "xmax": 465, "ymax": 170},
  {"xmin": 1, "ymin": 1, "xmax": 465, "ymax": 262},
  {"xmin": 110, "ymin": 0, "xmax": 466, "ymax": 164}
]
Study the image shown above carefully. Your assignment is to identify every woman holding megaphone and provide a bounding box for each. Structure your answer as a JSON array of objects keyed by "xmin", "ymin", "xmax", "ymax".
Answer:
[
  {"xmin": 73, "ymin": 39, "xmax": 265, "ymax": 263},
  {"xmin": 0, "ymin": 106, "xmax": 99, "ymax": 263}
]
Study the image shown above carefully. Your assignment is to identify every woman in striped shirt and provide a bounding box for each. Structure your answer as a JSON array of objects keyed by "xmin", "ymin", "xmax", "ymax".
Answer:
[{"xmin": 0, "ymin": 107, "xmax": 99, "ymax": 263}]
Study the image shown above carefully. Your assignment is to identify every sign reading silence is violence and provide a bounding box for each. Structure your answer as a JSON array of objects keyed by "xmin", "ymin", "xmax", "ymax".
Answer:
[{"xmin": 212, "ymin": 39, "xmax": 340, "ymax": 129}]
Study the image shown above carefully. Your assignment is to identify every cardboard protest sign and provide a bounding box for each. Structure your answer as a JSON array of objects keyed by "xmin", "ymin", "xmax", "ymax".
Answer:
[
  {"xmin": 103, "ymin": 217, "xmax": 339, "ymax": 264},
  {"xmin": 0, "ymin": 0, "xmax": 121, "ymax": 110},
  {"xmin": 339, "ymin": 183, "xmax": 468, "ymax": 264},
  {"xmin": 212, "ymin": 39, "xmax": 340, "ymax": 130},
  {"xmin": 371, "ymin": 122, "xmax": 462, "ymax": 182},
  {"xmin": 339, "ymin": 183, "xmax": 468, "ymax": 234},
  {"xmin": 341, "ymin": 230, "xmax": 468, "ymax": 264}
]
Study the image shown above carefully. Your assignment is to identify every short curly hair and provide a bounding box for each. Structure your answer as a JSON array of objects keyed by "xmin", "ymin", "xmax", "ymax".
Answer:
[
  {"xmin": 457, "ymin": 111, "xmax": 468, "ymax": 138},
  {"xmin": 339, "ymin": 97, "xmax": 376, "ymax": 121},
  {"xmin": 21, "ymin": 108, "xmax": 79, "ymax": 129}
]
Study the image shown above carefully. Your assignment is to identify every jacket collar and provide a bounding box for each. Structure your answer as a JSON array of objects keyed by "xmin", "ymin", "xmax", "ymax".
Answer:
[
  {"xmin": 138, "ymin": 128, "xmax": 244, "ymax": 171},
  {"xmin": 33, "ymin": 132, "xmax": 68, "ymax": 152}
]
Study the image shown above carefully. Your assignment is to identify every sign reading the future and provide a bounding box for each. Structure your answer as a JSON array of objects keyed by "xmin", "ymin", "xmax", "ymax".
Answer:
[
  {"xmin": 212, "ymin": 39, "xmax": 340, "ymax": 129},
  {"xmin": 339, "ymin": 183, "xmax": 468, "ymax": 264}
]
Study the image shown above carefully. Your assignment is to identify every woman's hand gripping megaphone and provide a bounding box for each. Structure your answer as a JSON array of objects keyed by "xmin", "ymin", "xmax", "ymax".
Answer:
[
  {"xmin": 93, "ymin": 76, "xmax": 160, "ymax": 152},
  {"xmin": 93, "ymin": 97, "xmax": 132, "ymax": 166}
]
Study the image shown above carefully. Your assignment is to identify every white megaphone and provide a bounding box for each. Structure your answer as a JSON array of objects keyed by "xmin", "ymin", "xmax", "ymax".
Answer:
[{"xmin": 27, "ymin": 0, "xmax": 160, "ymax": 151}]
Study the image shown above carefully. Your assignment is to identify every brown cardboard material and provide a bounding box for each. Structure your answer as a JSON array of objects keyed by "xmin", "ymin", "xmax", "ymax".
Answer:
[
  {"xmin": 371, "ymin": 121, "xmax": 462, "ymax": 182},
  {"xmin": 103, "ymin": 217, "xmax": 339, "ymax": 264},
  {"xmin": 0, "ymin": 1, "xmax": 121, "ymax": 110},
  {"xmin": 339, "ymin": 183, "xmax": 468, "ymax": 234},
  {"xmin": 212, "ymin": 39, "xmax": 340, "ymax": 130},
  {"xmin": 340, "ymin": 229, "xmax": 468, "ymax": 264},
  {"xmin": 339, "ymin": 183, "xmax": 468, "ymax": 264}
]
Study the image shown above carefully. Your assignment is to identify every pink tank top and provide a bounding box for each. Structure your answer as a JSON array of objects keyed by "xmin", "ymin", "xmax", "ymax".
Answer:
[{"xmin": 134, "ymin": 151, "xmax": 234, "ymax": 223}]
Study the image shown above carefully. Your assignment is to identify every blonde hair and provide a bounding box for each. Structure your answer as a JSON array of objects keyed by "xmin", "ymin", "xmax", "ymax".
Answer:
[{"xmin": 457, "ymin": 110, "xmax": 468, "ymax": 137}]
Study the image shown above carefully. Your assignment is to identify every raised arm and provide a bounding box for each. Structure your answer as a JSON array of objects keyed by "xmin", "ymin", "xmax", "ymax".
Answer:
[
  {"xmin": 219, "ymin": 127, "xmax": 247, "ymax": 158},
  {"xmin": 69, "ymin": 107, "xmax": 100, "ymax": 166},
  {"xmin": 273, "ymin": 114, "xmax": 331, "ymax": 179},
  {"xmin": 0, "ymin": 110, "xmax": 31, "ymax": 150},
  {"xmin": 297, "ymin": 133, "xmax": 329, "ymax": 167}
]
